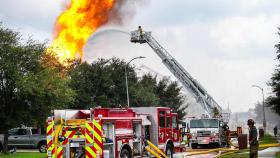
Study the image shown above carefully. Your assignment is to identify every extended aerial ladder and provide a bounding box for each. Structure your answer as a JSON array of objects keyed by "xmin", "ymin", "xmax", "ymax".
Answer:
[{"xmin": 130, "ymin": 27, "xmax": 226, "ymax": 118}]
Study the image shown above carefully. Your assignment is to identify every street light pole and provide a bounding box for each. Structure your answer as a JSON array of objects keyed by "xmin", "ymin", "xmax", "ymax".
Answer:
[
  {"xmin": 125, "ymin": 56, "xmax": 145, "ymax": 107},
  {"xmin": 252, "ymin": 85, "xmax": 266, "ymax": 133}
]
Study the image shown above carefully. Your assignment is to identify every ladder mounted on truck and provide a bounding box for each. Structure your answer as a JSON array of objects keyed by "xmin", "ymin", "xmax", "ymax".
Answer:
[{"xmin": 130, "ymin": 26, "xmax": 226, "ymax": 118}]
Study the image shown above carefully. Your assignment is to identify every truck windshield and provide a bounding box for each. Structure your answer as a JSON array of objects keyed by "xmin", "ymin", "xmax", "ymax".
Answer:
[{"xmin": 190, "ymin": 119, "xmax": 218, "ymax": 128}]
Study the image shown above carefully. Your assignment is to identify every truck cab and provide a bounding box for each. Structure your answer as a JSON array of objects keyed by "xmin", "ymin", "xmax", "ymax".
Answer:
[{"xmin": 189, "ymin": 118, "xmax": 223, "ymax": 149}]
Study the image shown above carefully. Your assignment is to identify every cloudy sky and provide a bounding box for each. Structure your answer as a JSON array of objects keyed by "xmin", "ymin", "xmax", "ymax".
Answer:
[{"xmin": 1, "ymin": 0, "xmax": 279, "ymax": 112}]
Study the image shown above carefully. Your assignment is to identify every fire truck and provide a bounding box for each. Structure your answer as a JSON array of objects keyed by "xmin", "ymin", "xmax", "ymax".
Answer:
[
  {"xmin": 188, "ymin": 117, "xmax": 225, "ymax": 149},
  {"xmin": 47, "ymin": 107, "xmax": 185, "ymax": 158}
]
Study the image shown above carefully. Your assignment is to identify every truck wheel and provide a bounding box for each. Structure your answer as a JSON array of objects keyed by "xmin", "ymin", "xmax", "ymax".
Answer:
[
  {"xmin": 120, "ymin": 148, "xmax": 131, "ymax": 158},
  {"xmin": 38, "ymin": 142, "xmax": 47, "ymax": 153},
  {"xmin": 165, "ymin": 144, "xmax": 173, "ymax": 158},
  {"xmin": 191, "ymin": 143, "xmax": 197, "ymax": 149},
  {"xmin": 0, "ymin": 143, "xmax": 3, "ymax": 152},
  {"xmin": 216, "ymin": 142, "xmax": 221, "ymax": 148}
]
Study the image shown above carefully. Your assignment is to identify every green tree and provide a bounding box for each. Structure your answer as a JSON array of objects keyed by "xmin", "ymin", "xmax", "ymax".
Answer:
[
  {"xmin": 69, "ymin": 58, "xmax": 122, "ymax": 108},
  {"xmin": 267, "ymin": 27, "xmax": 280, "ymax": 115},
  {"xmin": 131, "ymin": 74, "xmax": 159, "ymax": 107},
  {"xmin": 155, "ymin": 77, "xmax": 187, "ymax": 121},
  {"xmin": 0, "ymin": 25, "xmax": 75, "ymax": 153}
]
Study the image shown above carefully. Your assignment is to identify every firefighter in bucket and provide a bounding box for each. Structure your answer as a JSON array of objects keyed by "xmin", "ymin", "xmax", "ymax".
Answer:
[{"xmin": 247, "ymin": 119, "xmax": 259, "ymax": 158}]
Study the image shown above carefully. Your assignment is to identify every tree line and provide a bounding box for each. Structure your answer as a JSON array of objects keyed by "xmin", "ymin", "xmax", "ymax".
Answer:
[{"xmin": 267, "ymin": 28, "xmax": 280, "ymax": 115}]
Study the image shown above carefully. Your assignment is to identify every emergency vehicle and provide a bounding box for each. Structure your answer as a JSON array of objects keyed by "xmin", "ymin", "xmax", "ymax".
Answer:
[
  {"xmin": 188, "ymin": 117, "xmax": 224, "ymax": 149},
  {"xmin": 46, "ymin": 107, "xmax": 186, "ymax": 158},
  {"xmin": 188, "ymin": 114, "xmax": 231, "ymax": 149}
]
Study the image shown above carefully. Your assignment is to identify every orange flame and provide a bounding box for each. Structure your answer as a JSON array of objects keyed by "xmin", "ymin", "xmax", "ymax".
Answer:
[{"xmin": 48, "ymin": 0, "xmax": 116, "ymax": 63}]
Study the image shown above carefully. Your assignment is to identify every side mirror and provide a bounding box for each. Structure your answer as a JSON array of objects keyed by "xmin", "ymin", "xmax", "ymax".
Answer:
[{"xmin": 8, "ymin": 131, "xmax": 13, "ymax": 136}]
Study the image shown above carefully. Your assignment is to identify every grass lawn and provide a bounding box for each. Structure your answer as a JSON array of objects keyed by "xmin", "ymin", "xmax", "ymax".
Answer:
[
  {"xmin": 276, "ymin": 152, "xmax": 280, "ymax": 158},
  {"xmin": 0, "ymin": 153, "xmax": 45, "ymax": 158},
  {"xmin": 219, "ymin": 152, "xmax": 248, "ymax": 158},
  {"xmin": 219, "ymin": 134, "xmax": 279, "ymax": 158},
  {"xmin": 259, "ymin": 134, "xmax": 278, "ymax": 144}
]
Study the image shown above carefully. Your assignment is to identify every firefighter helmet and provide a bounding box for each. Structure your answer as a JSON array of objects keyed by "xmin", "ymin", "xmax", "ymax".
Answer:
[{"xmin": 247, "ymin": 119, "xmax": 255, "ymax": 125}]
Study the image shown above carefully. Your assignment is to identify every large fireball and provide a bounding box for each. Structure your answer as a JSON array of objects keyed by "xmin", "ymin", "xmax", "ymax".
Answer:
[{"xmin": 48, "ymin": 0, "xmax": 116, "ymax": 63}]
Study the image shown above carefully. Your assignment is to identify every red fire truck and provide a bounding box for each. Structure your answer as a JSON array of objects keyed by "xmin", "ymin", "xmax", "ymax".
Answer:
[{"xmin": 47, "ymin": 107, "xmax": 185, "ymax": 158}]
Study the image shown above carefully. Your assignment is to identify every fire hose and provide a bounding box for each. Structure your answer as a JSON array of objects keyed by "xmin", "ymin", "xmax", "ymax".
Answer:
[
  {"xmin": 145, "ymin": 140, "xmax": 168, "ymax": 158},
  {"xmin": 210, "ymin": 151, "xmax": 222, "ymax": 158},
  {"xmin": 129, "ymin": 138, "xmax": 279, "ymax": 157},
  {"xmin": 183, "ymin": 148, "xmax": 238, "ymax": 157}
]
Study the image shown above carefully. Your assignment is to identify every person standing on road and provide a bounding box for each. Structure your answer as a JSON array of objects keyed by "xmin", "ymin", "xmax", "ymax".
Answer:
[
  {"xmin": 248, "ymin": 119, "xmax": 259, "ymax": 158},
  {"xmin": 274, "ymin": 126, "xmax": 278, "ymax": 137}
]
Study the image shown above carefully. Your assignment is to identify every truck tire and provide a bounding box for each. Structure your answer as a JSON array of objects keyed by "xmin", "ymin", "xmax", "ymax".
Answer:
[
  {"xmin": 165, "ymin": 144, "xmax": 173, "ymax": 158},
  {"xmin": 0, "ymin": 143, "xmax": 2, "ymax": 152},
  {"xmin": 38, "ymin": 141, "xmax": 47, "ymax": 153},
  {"xmin": 215, "ymin": 142, "xmax": 221, "ymax": 148},
  {"xmin": 120, "ymin": 148, "xmax": 131, "ymax": 158},
  {"xmin": 191, "ymin": 143, "xmax": 198, "ymax": 149}
]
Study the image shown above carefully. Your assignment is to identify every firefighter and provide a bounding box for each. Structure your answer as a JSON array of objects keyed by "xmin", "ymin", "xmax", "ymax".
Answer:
[
  {"xmin": 222, "ymin": 123, "xmax": 230, "ymax": 147},
  {"xmin": 138, "ymin": 26, "xmax": 143, "ymax": 39},
  {"xmin": 186, "ymin": 127, "xmax": 190, "ymax": 147},
  {"xmin": 258, "ymin": 127, "xmax": 264, "ymax": 139},
  {"xmin": 247, "ymin": 119, "xmax": 258, "ymax": 158},
  {"xmin": 274, "ymin": 126, "xmax": 278, "ymax": 137}
]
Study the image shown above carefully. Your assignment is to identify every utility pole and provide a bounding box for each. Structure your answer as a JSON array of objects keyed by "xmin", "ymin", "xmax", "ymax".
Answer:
[
  {"xmin": 252, "ymin": 85, "xmax": 266, "ymax": 133},
  {"xmin": 125, "ymin": 56, "xmax": 145, "ymax": 107}
]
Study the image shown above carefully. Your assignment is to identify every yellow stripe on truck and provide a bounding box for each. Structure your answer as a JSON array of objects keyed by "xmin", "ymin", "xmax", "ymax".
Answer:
[{"xmin": 93, "ymin": 120, "xmax": 101, "ymax": 131}]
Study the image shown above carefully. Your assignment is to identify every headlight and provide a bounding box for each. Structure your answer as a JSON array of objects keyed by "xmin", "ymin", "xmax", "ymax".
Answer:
[
  {"xmin": 191, "ymin": 133, "xmax": 197, "ymax": 137},
  {"xmin": 211, "ymin": 131, "xmax": 218, "ymax": 135}
]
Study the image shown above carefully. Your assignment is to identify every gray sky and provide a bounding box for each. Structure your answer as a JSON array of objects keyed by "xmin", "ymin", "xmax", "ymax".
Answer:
[{"xmin": 1, "ymin": 0, "xmax": 279, "ymax": 112}]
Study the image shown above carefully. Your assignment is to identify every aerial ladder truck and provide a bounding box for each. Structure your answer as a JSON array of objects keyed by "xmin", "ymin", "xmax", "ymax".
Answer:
[{"xmin": 130, "ymin": 26, "xmax": 231, "ymax": 148}]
